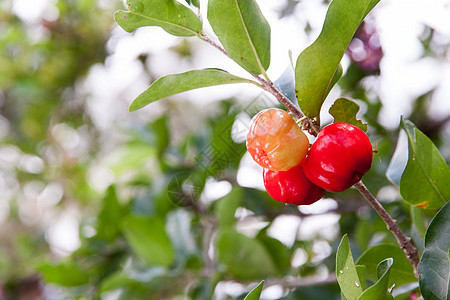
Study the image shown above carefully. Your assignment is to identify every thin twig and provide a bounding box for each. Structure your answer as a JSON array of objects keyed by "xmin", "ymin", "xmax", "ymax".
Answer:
[
  {"xmin": 199, "ymin": 33, "xmax": 231, "ymax": 59},
  {"xmin": 354, "ymin": 181, "xmax": 420, "ymax": 276},
  {"xmin": 199, "ymin": 33, "xmax": 309, "ymax": 124},
  {"xmin": 251, "ymin": 74, "xmax": 304, "ymax": 120}
]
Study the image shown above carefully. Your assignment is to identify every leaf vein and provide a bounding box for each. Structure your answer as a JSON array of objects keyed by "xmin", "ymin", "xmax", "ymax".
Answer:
[
  {"xmin": 232, "ymin": 0, "xmax": 266, "ymax": 76},
  {"xmin": 406, "ymin": 128, "xmax": 447, "ymax": 204}
]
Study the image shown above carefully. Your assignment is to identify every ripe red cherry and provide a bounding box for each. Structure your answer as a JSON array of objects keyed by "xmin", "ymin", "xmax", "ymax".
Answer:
[
  {"xmin": 247, "ymin": 108, "xmax": 309, "ymax": 171},
  {"xmin": 263, "ymin": 164, "xmax": 325, "ymax": 205},
  {"xmin": 303, "ymin": 122, "xmax": 373, "ymax": 192}
]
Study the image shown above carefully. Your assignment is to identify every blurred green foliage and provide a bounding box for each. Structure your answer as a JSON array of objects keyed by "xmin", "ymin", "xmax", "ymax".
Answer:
[{"xmin": 0, "ymin": 0, "xmax": 449, "ymax": 299}]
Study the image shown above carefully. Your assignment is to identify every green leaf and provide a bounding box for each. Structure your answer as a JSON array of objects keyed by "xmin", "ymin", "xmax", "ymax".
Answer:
[
  {"xmin": 38, "ymin": 261, "xmax": 89, "ymax": 287},
  {"xmin": 150, "ymin": 115, "xmax": 170, "ymax": 157},
  {"xmin": 114, "ymin": 0, "xmax": 202, "ymax": 36},
  {"xmin": 121, "ymin": 215, "xmax": 175, "ymax": 267},
  {"xmin": 217, "ymin": 229, "xmax": 277, "ymax": 280},
  {"xmin": 257, "ymin": 234, "xmax": 291, "ymax": 275},
  {"xmin": 295, "ymin": 0, "xmax": 380, "ymax": 119},
  {"xmin": 356, "ymin": 244, "xmax": 416, "ymax": 286},
  {"xmin": 356, "ymin": 265, "xmax": 368, "ymax": 291},
  {"xmin": 244, "ymin": 280, "xmax": 264, "ymax": 300},
  {"xmin": 106, "ymin": 143, "xmax": 156, "ymax": 175},
  {"xmin": 329, "ymin": 98, "xmax": 367, "ymax": 131},
  {"xmin": 100, "ymin": 272, "xmax": 139, "ymax": 292},
  {"xmin": 325, "ymin": 64, "xmax": 343, "ymax": 101},
  {"xmin": 207, "ymin": 0, "xmax": 271, "ymax": 75},
  {"xmin": 399, "ymin": 118, "xmax": 450, "ymax": 209},
  {"xmin": 129, "ymin": 69, "xmax": 257, "ymax": 111},
  {"xmin": 336, "ymin": 234, "xmax": 364, "ymax": 299},
  {"xmin": 215, "ymin": 188, "xmax": 243, "ymax": 228},
  {"xmin": 184, "ymin": 0, "xmax": 199, "ymax": 8},
  {"xmin": 411, "ymin": 205, "xmax": 427, "ymax": 239},
  {"xmin": 418, "ymin": 202, "xmax": 450, "ymax": 300},
  {"xmin": 358, "ymin": 258, "xmax": 394, "ymax": 300},
  {"xmin": 97, "ymin": 186, "xmax": 126, "ymax": 241}
]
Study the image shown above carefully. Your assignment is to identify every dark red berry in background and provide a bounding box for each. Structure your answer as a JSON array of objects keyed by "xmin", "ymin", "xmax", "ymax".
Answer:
[
  {"xmin": 247, "ymin": 108, "xmax": 309, "ymax": 171},
  {"xmin": 303, "ymin": 122, "xmax": 373, "ymax": 192},
  {"xmin": 263, "ymin": 164, "xmax": 325, "ymax": 205}
]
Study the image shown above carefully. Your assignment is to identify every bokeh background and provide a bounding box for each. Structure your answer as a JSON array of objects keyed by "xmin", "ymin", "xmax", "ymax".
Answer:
[{"xmin": 0, "ymin": 0, "xmax": 449, "ymax": 299}]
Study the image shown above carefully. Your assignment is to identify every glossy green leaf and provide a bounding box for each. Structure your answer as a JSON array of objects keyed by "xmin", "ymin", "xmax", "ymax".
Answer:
[
  {"xmin": 217, "ymin": 229, "xmax": 277, "ymax": 280},
  {"xmin": 129, "ymin": 69, "xmax": 257, "ymax": 111},
  {"xmin": 114, "ymin": 0, "xmax": 202, "ymax": 36},
  {"xmin": 122, "ymin": 215, "xmax": 175, "ymax": 267},
  {"xmin": 356, "ymin": 244, "xmax": 416, "ymax": 286},
  {"xmin": 329, "ymin": 98, "xmax": 367, "ymax": 131},
  {"xmin": 418, "ymin": 202, "xmax": 450, "ymax": 300},
  {"xmin": 207, "ymin": 0, "xmax": 271, "ymax": 75},
  {"xmin": 38, "ymin": 261, "xmax": 89, "ymax": 287},
  {"xmin": 399, "ymin": 118, "xmax": 450, "ymax": 209},
  {"xmin": 295, "ymin": 0, "xmax": 380, "ymax": 119},
  {"xmin": 356, "ymin": 265, "xmax": 368, "ymax": 291},
  {"xmin": 325, "ymin": 64, "xmax": 343, "ymax": 102},
  {"xmin": 244, "ymin": 280, "xmax": 264, "ymax": 300},
  {"xmin": 336, "ymin": 234, "xmax": 364, "ymax": 299},
  {"xmin": 358, "ymin": 258, "xmax": 394, "ymax": 300},
  {"xmin": 411, "ymin": 206, "xmax": 427, "ymax": 239}
]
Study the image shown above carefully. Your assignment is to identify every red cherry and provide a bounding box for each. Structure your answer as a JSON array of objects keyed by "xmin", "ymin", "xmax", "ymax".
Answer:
[
  {"xmin": 303, "ymin": 122, "xmax": 373, "ymax": 192},
  {"xmin": 247, "ymin": 108, "xmax": 309, "ymax": 171},
  {"xmin": 263, "ymin": 164, "xmax": 325, "ymax": 205}
]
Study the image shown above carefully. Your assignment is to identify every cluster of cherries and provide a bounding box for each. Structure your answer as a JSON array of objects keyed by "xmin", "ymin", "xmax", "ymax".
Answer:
[{"xmin": 246, "ymin": 108, "xmax": 373, "ymax": 205}]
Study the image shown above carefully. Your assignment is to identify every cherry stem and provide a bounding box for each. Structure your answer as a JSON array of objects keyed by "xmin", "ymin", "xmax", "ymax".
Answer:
[{"xmin": 354, "ymin": 181, "xmax": 420, "ymax": 276}]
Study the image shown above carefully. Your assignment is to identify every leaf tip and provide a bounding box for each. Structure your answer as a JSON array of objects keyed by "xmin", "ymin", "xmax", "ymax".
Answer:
[{"xmin": 128, "ymin": 102, "xmax": 140, "ymax": 112}]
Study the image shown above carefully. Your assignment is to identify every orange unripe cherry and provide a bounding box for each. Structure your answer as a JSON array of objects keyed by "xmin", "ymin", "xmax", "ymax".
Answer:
[{"xmin": 246, "ymin": 108, "xmax": 309, "ymax": 171}]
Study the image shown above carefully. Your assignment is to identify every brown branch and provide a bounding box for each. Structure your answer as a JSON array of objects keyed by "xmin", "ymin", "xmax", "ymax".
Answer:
[
  {"xmin": 354, "ymin": 181, "xmax": 420, "ymax": 276},
  {"xmin": 250, "ymin": 75, "xmax": 304, "ymax": 119},
  {"xmin": 199, "ymin": 32, "xmax": 317, "ymax": 131},
  {"xmin": 199, "ymin": 33, "xmax": 231, "ymax": 59}
]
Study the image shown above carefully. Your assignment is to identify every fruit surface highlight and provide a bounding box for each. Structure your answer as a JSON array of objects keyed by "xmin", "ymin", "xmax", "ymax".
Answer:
[
  {"xmin": 247, "ymin": 108, "xmax": 309, "ymax": 171},
  {"xmin": 303, "ymin": 122, "xmax": 372, "ymax": 192},
  {"xmin": 263, "ymin": 164, "xmax": 325, "ymax": 205}
]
